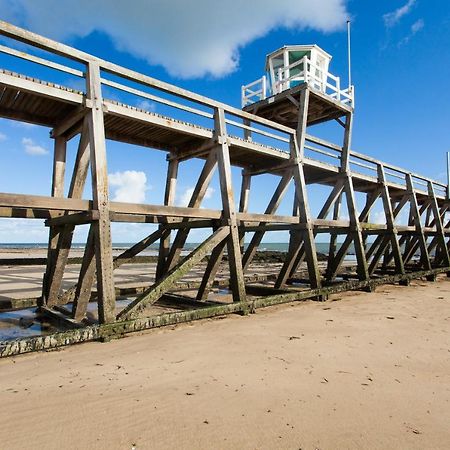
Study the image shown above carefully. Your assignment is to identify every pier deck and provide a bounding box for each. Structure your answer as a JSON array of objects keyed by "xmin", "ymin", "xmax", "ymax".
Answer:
[{"xmin": 0, "ymin": 20, "xmax": 449, "ymax": 357}]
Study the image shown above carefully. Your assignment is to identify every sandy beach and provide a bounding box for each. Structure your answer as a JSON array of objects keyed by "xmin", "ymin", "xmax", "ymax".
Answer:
[{"xmin": 0, "ymin": 277, "xmax": 449, "ymax": 449}]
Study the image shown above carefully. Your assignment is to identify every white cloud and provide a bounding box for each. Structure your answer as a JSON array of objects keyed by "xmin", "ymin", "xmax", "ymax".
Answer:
[
  {"xmin": 0, "ymin": 218, "xmax": 48, "ymax": 242},
  {"xmin": 13, "ymin": 121, "xmax": 37, "ymax": 129},
  {"xmin": 2, "ymin": 0, "xmax": 348, "ymax": 78},
  {"xmin": 372, "ymin": 211, "xmax": 386, "ymax": 225},
  {"xmin": 383, "ymin": 0, "xmax": 416, "ymax": 28},
  {"xmin": 21, "ymin": 137, "xmax": 49, "ymax": 155},
  {"xmin": 136, "ymin": 99, "xmax": 156, "ymax": 112},
  {"xmin": 109, "ymin": 170, "xmax": 148, "ymax": 203},
  {"xmin": 411, "ymin": 18, "xmax": 424, "ymax": 34},
  {"xmin": 399, "ymin": 18, "xmax": 424, "ymax": 46},
  {"xmin": 0, "ymin": 132, "xmax": 6, "ymax": 142},
  {"xmin": 177, "ymin": 186, "xmax": 215, "ymax": 207}
]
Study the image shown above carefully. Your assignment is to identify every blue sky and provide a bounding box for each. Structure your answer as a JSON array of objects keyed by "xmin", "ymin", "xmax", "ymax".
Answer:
[{"xmin": 0, "ymin": 0, "xmax": 449, "ymax": 243}]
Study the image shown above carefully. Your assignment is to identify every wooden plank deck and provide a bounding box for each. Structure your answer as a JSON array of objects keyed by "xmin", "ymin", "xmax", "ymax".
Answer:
[{"xmin": 0, "ymin": 69, "xmax": 443, "ymax": 202}]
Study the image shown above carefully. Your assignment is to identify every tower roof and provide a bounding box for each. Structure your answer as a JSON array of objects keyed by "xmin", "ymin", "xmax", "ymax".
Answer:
[{"xmin": 264, "ymin": 45, "xmax": 332, "ymax": 71}]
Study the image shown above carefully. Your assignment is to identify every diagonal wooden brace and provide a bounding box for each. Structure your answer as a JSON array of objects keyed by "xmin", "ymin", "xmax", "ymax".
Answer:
[{"xmin": 117, "ymin": 227, "xmax": 230, "ymax": 320}]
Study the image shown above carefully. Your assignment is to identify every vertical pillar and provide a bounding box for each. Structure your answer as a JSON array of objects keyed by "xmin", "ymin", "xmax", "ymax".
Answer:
[
  {"xmin": 327, "ymin": 191, "xmax": 342, "ymax": 269},
  {"xmin": 156, "ymin": 155, "xmax": 179, "ymax": 281},
  {"xmin": 242, "ymin": 169, "xmax": 292, "ymax": 271},
  {"xmin": 214, "ymin": 108, "xmax": 247, "ymax": 302},
  {"xmin": 291, "ymin": 88, "xmax": 322, "ymax": 289},
  {"xmin": 341, "ymin": 112, "xmax": 369, "ymax": 281},
  {"xmin": 45, "ymin": 124, "xmax": 91, "ymax": 306},
  {"xmin": 405, "ymin": 174, "xmax": 432, "ymax": 272},
  {"xmin": 165, "ymin": 149, "xmax": 217, "ymax": 271},
  {"xmin": 86, "ymin": 61, "xmax": 116, "ymax": 323},
  {"xmin": 378, "ymin": 164, "xmax": 405, "ymax": 274},
  {"xmin": 42, "ymin": 136, "xmax": 67, "ymax": 305},
  {"xmin": 428, "ymin": 181, "xmax": 450, "ymax": 267},
  {"xmin": 238, "ymin": 171, "xmax": 251, "ymax": 254}
]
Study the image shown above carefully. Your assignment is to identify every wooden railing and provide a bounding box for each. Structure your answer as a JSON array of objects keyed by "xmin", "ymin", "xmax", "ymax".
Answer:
[
  {"xmin": 242, "ymin": 55, "xmax": 354, "ymax": 107},
  {"xmin": 0, "ymin": 20, "xmax": 446, "ymax": 198}
]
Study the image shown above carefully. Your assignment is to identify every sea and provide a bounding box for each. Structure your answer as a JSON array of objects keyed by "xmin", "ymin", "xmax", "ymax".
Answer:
[{"xmin": 0, "ymin": 242, "xmax": 355, "ymax": 255}]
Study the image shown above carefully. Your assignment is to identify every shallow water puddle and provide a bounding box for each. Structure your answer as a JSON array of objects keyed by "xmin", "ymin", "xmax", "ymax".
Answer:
[{"xmin": 0, "ymin": 308, "xmax": 57, "ymax": 340}]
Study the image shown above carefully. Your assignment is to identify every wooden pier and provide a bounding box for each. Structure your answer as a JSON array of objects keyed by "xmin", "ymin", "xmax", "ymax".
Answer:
[{"xmin": 0, "ymin": 21, "xmax": 449, "ymax": 357}]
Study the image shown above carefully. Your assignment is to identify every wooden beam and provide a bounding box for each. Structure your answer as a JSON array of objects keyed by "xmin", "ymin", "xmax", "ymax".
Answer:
[
  {"xmin": 238, "ymin": 172, "xmax": 251, "ymax": 253},
  {"xmin": 156, "ymin": 157, "xmax": 179, "ymax": 281},
  {"xmin": 117, "ymin": 227, "xmax": 229, "ymax": 320},
  {"xmin": 42, "ymin": 136, "xmax": 67, "ymax": 305},
  {"xmin": 44, "ymin": 125, "xmax": 91, "ymax": 306},
  {"xmin": 291, "ymin": 88, "xmax": 322, "ymax": 289},
  {"xmin": 165, "ymin": 148, "xmax": 218, "ymax": 271},
  {"xmin": 215, "ymin": 108, "xmax": 247, "ymax": 303},
  {"xmin": 428, "ymin": 181, "xmax": 450, "ymax": 267},
  {"xmin": 86, "ymin": 61, "xmax": 116, "ymax": 324},
  {"xmin": 406, "ymin": 174, "xmax": 432, "ymax": 271},
  {"xmin": 72, "ymin": 224, "xmax": 96, "ymax": 321},
  {"xmin": 242, "ymin": 169, "xmax": 292, "ymax": 271}
]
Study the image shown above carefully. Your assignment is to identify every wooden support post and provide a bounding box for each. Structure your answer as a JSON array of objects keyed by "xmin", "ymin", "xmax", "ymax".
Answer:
[
  {"xmin": 156, "ymin": 156, "xmax": 179, "ymax": 280},
  {"xmin": 86, "ymin": 61, "xmax": 116, "ymax": 323},
  {"xmin": 428, "ymin": 181, "xmax": 450, "ymax": 267},
  {"xmin": 215, "ymin": 108, "xmax": 247, "ymax": 302},
  {"xmin": 242, "ymin": 169, "xmax": 292, "ymax": 271},
  {"xmin": 405, "ymin": 174, "xmax": 432, "ymax": 271},
  {"xmin": 165, "ymin": 149, "xmax": 217, "ymax": 271},
  {"xmin": 196, "ymin": 169, "xmax": 251, "ymax": 302},
  {"xmin": 344, "ymin": 186, "xmax": 370, "ymax": 280},
  {"xmin": 358, "ymin": 189, "xmax": 381, "ymax": 256},
  {"xmin": 196, "ymin": 233, "xmax": 227, "ymax": 300},
  {"xmin": 275, "ymin": 178, "xmax": 344, "ymax": 288},
  {"xmin": 327, "ymin": 190, "xmax": 342, "ymax": 269},
  {"xmin": 72, "ymin": 223, "xmax": 96, "ymax": 321},
  {"xmin": 243, "ymin": 118, "xmax": 252, "ymax": 141},
  {"xmin": 57, "ymin": 227, "xmax": 171, "ymax": 306},
  {"xmin": 378, "ymin": 165, "xmax": 405, "ymax": 274},
  {"xmin": 238, "ymin": 172, "xmax": 251, "ymax": 254},
  {"xmin": 329, "ymin": 112, "xmax": 369, "ymax": 282},
  {"xmin": 45, "ymin": 121, "xmax": 91, "ymax": 306},
  {"xmin": 429, "ymin": 211, "xmax": 450, "ymax": 266},
  {"xmin": 290, "ymin": 88, "xmax": 322, "ymax": 290},
  {"xmin": 117, "ymin": 227, "xmax": 229, "ymax": 320},
  {"xmin": 42, "ymin": 135, "xmax": 66, "ymax": 305}
]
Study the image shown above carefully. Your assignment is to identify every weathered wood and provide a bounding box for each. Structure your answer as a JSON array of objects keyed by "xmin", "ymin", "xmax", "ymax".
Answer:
[
  {"xmin": 42, "ymin": 136, "xmax": 67, "ymax": 305},
  {"xmin": 1, "ymin": 20, "xmax": 450, "ymax": 356},
  {"xmin": 86, "ymin": 61, "xmax": 116, "ymax": 323},
  {"xmin": 427, "ymin": 181, "xmax": 450, "ymax": 267},
  {"xmin": 242, "ymin": 169, "xmax": 292, "ymax": 271},
  {"xmin": 238, "ymin": 172, "xmax": 251, "ymax": 253},
  {"xmin": 215, "ymin": 108, "xmax": 247, "ymax": 302},
  {"xmin": 327, "ymin": 190, "xmax": 342, "ymax": 269},
  {"xmin": 290, "ymin": 88, "xmax": 321, "ymax": 289},
  {"xmin": 329, "ymin": 113, "xmax": 369, "ymax": 282},
  {"xmin": 275, "ymin": 180, "xmax": 345, "ymax": 288},
  {"xmin": 45, "ymin": 124, "xmax": 91, "ymax": 306},
  {"xmin": 156, "ymin": 157, "xmax": 179, "ymax": 281},
  {"xmin": 3, "ymin": 266, "xmax": 450, "ymax": 358},
  {"xmin": 378, "ymin": 165, "xmax": 405, "ymax": 274},
  {"xmin": 45, "ymin": 211, "xmax": 99, "ymax": 227},
  {"xmin": 405, "ymin": 174, "xmax": 432, "ymax": 271},
  {"xmin": 117, "ymin": 227, "xmax": 229, "ymax": 320},
  {"xmin": 196, "ymin": 234, "xmax": 227, "ymax": 300},
  {"xmin": 165, "ymin": 148, "xmax": 218, "ymax": 271},
  {"xmin": 57, "ymin": 223, "xmax": 171, "ymax": 307},
  {"xmin": 72, "ymin": 224, "xmax": 97, "ymax": 321}
]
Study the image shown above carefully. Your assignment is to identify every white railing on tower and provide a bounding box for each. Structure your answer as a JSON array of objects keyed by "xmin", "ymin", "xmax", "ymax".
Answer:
[{"xmin": 241, "ymin": 55, "xmax": 354, "ymax": 108}]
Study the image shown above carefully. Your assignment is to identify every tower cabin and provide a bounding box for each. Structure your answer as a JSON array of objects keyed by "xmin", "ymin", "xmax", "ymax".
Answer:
[{"xmin": 242, "ymin": 45, "xmax": 354, "ymax": 127}]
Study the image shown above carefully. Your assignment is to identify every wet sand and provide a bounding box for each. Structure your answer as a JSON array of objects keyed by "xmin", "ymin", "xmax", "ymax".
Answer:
[{"xmin": 0, "ymin": 278, "xmax": 449, "ymax": 449}]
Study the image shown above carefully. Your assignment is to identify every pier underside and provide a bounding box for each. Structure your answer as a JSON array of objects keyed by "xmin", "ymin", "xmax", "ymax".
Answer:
[{"xmin": 0, "ymin": 21, "xmax": 449, "ymax": 357}]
